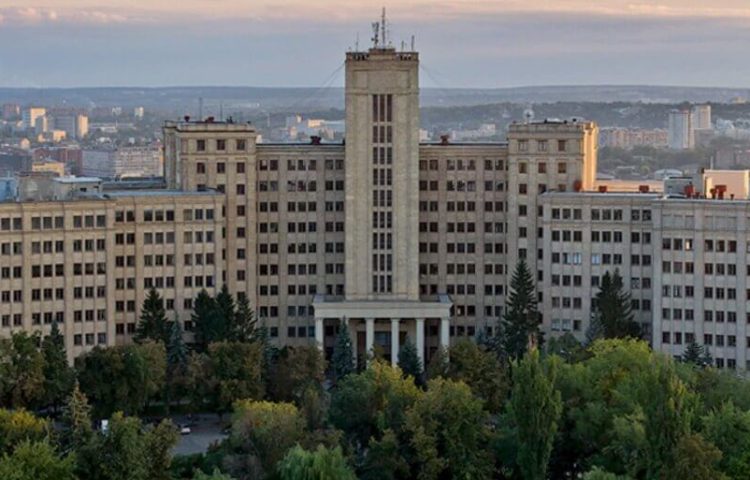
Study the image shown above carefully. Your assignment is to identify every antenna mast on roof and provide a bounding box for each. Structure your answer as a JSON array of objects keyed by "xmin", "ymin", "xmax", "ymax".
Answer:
[
  {"xmin": 411, "ymin": 35, "xmax": 415, "ymax": 51},
  {"xmin": 371, "ymin": 21, "xmax": 379, "ymax": 48},
  {"xmin": 381, "ymin": 7, "xmax": 387, "ymax": 47}
]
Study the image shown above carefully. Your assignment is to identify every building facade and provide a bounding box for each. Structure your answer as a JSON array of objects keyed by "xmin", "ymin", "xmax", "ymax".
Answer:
[{"xmin": 1, "ymin": 40, "xmax": 750, "ymax": 370}]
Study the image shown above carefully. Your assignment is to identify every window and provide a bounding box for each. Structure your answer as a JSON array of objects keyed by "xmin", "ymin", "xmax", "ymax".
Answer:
[{"xmin": 197, "ymin": 139, "xmax": 206, "ymax": 151}]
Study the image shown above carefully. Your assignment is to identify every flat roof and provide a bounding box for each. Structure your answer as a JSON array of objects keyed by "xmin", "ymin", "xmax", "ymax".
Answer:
[{"xmin": 104, "ymin": 189, "xmax": 222, "ymax": 198}]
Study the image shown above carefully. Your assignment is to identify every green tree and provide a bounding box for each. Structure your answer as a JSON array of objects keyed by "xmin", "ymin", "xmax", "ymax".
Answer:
[
  {"xmin": 0, "ymin": 332, "xmax": 46, "ymax": 408},
  {"xmin": 332, "ymin": 321, "xmax": 355, "ymax": 381},
  {"xmin": 406, "ymin": 378, "xmax": 494, "ymax": 480},
  {"xmin": 499, "ymin": 258, "xmax": 539, "ymax": 360},
  {"xmin": 278, "ymin": 445, "xmax": 356, "ymax": 480},
  {"xmin": 447, "ymin": 340, "xmax": 509, "ymax": 413},
  {"xmin": 397, "ymin": 337, "xmax": 423, "ymax": 384},
  {"xmin": 681, "ymin": 341, "xmax": 712, "ymax": 367},
  {"xmin": 135, "ymin": 288, "xmax": 170, "ymax": 345},
  {"xmin": 214, "ymin": 284, "xmax": 235, "ymax": 340},
  {"xmin": 233, "ymin": 295, "xmax": 257, "ymax": 342},
  {"xmin": 76, "ymin": 342, "xmax": 166, "ymax": 417},
  {"xmin": 192, "ymin": 470, "xmax": 235, "ymax": 480},
  {"xmin": 251, "ymin": 322, "xmax": 278, "ymax": 385},
  {"xmin": 329, "ymin": 362, "xmax": 422, "ymax": 449},
  {"xmin": 228, "ymin": 400, "xmax": 305, "ymax": 477},
  {"xmin": 165, "ymin": 318, "xmax": 188, "ymax": 413},
  {"xmin": 268, "ymin": 346, "xmax": 326, "ymax": 404},
  {"xmin": 671, "ymin": 433, "xmax": 727, "ymax": 480},
  {"xmin": 41, "ymin": 322, "xmax": 74, "ymax": 411},
  {"xmin": 702, "ymin": 402, "xmax": 750, "ymax": 478},
  {"xmin": 144, "ymin": 419, "xmax": 180, "ymax": 480},
  {"xmin": 0, "ymin": 409, "xmax": 50, "ymax": 455},
  {"xmin": 211, "ymin": 341, "xmax": 264, "ymax": 413},
  {"xmin": 510, "ymin": 350, "xmax": 562, "ymax": 480},
  {"xmin": 545, "ymin": 332, "xmax": 585, "ymax": 363},
  {"xmin": 589, "ymin": 271, "xmax": 640, "ymax": 340},
  {"xmin": 425, "ymin": 345, "xmax": 448, "ymax": 380},
  {"xmin": 60, "ymin": 382, "xmax": 93, "ymax": 454},
  {"xmin": 0, "ymin": 441, "xmax": 76, "ymax": 480},
  {"xmin": 359, "ymin": 429, "xmax": 411, "ymax": 480},
  {"xmin": 192, "ymin": 289, "xmax": 219, "ymax": 352}
]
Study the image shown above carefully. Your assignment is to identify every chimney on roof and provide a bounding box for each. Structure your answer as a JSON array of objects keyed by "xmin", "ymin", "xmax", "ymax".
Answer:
[
  {"xmin": 310, "ymin": 135, "xmax": 321, "ymax": 145},
  {"xmin": 184, "ymin": 115, "xmax": 190, "ymax": 122},
  {"xmin": 440, "ymin": 135, "xmax": 450, "ymax": 146}
]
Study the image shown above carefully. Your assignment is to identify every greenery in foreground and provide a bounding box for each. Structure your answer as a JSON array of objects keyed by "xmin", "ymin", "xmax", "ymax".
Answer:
[{"xmin": 2, "ymin": 280, "xmax": 750, "ymax": 479}]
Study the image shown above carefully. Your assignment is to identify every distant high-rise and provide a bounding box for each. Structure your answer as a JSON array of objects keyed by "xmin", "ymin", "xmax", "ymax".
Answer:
[
  {"xmin": 22, "ymin": 107, "xmax": 46, "ymax": 130},
  {"xmin": 134, "ymin": 107, "xmax": 145, "ymax": 119},
  {"xmin": 668, "ymin": 109, "xmax": 693, "ymax": 149},
  {"xmin": 692, "ymin": 104, "xmax": 712, "ymax": 130}
]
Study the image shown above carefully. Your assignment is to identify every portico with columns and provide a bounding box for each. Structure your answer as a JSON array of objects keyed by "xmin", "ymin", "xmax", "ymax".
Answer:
[{"xmin": 312, "ymin": 294, "xmax": 452, "ymax": 365}]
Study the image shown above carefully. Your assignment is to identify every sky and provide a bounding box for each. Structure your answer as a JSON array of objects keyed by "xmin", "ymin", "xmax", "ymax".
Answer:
[{"xmin": 1, "ymin": 0, "xmax": 750, "ymax": 88}]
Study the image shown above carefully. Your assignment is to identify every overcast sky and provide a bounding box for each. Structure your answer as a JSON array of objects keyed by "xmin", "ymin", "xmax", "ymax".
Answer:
[{"xmin": 1, "ymin": 0, "xmax": 750, "ymax": 88}]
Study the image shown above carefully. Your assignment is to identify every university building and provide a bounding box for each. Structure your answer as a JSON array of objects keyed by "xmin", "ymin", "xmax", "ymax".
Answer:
[{"xmin": 1, "ymin": 38, "xmax": 749, "ymax": 369}]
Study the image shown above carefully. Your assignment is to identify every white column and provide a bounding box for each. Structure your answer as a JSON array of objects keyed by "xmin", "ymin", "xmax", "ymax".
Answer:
[
  {"xmin": 415, "ymin": 318, "xmax": 425, "ymax": 366},
  {"xmin": 391, "ymin": 318, "xmax": 400, "ymax": 366},
  {"xmin": 440, "ymin": 316, "xmax": 450, "ymax": 350},
  {"xmin": 314, "ymin": 317, "xmax": 324, "ymax": 350},
  {"xmin": 365, "ymin": 318, "xmax": 375, "ymax": 361}
]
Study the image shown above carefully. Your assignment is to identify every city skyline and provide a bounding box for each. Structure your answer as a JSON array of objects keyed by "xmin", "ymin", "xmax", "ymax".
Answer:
[{"xmin": 2, "ymin": 1, "xmax": 750, "ymax": 88}]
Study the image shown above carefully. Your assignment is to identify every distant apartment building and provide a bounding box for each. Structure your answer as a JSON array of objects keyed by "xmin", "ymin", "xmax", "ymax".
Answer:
[
  {"xmin": 668, "ymin": 110, "xmax": 693, "ymax": 150},
  {"xmin": 54, "ymin": 114, "xmax": 89, "ymax": 140},
  {"xmin": 692, "ymin": 104, "xmax": 712, "ymax": 130},
  {"xmin": 2, "ymin": 104, "xmax": 20, "ymax": 120},
  {"xmin": 82, "ymin": 146, "xmax": 163, "ymax": 178},
  {"xmin": 22, "ymin": 107, "xmax": 46, "ymax": 130},
  {"xmin": 134, "ymin": 107, "xmax": 145, "ymax": 119},
  {"xmin": 599, "ymin": 127, "xmax": 668, "ymax": 149},
  {"xmin": 31, "ymin": 161, "xmax": 66, "ymax": 177}
]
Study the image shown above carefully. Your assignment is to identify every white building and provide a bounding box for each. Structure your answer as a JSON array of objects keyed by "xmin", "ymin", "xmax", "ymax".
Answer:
[
  {"xmin": 668, "ymin": 110, "xmax": 693, "ymax": 150},
  {"xmin": 82, "ymin": 146, "xmax": 163, "ymax": 178},
  {"xmin": 22, "ymin": 107, "xmax": 46, "ymax": 130}
]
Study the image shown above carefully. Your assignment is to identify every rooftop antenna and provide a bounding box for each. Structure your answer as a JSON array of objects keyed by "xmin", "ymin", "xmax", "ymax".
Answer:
[
  {"xmin": 401, "ymin": 40, "xmax": 405, "ymax": 51},
  {"xmin": 219, "ymin": 102, "xmax": 224, "ymax": 121},
  {"xmin": 355, "ymin": 32, "xmax": 360, "ymax": 51},
  {"xmin": 411, "ymin": 35, "xmax": 415, "ymax": 51},
  {"xmin": 198, "ymin": 97, "xmax": 203, "ymax": 120},
  {"xmin": 381, "ymin": 7, "xmax": 387, "ymax": 47},
  {"xmin": 371, "ymin": 21, "xmax": 380, "ymax": 48}
]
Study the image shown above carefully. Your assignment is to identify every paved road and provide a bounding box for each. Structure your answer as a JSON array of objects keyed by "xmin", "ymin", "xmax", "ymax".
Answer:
[{"xmin": 170, "ymin": 414, "xmax": 228, "ymax": 456}]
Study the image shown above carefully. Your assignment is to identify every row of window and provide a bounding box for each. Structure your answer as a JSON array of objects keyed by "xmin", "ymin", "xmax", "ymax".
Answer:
[
  {"xmin": 418, "ymin": 159, "xmax": 505, "ymax": 171},
  {"xmin": 258, "ymin": 158, "xmax": 345, "ymax": 171}
]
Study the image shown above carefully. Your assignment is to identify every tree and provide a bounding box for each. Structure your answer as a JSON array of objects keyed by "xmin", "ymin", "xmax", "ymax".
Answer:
[
  {"xmin": 0, "ymin": 409, "xmax": 50, "ymax": 455},
  {"xmin": 144, "ymin": 419, "xmax": 180, "ymax": 480},
  {"xmin": 681, "ymin": 341, "xmax": 712, "ymax": 367},
  {"xmin": 165, "ymin": 318, "xmax": 188, "ymax": 413},
  {"xmin": 135, "ymin": 288, "xmax": 170, "ymax": 345},
  {"xmin": 447, "ymin": 340, "xmax": 509, "ymax": 413},
  {"xmin": 671, "ymin": 433, "xmax": 727, "ymax": 480},
  {"xmin": 332, "ymin": 321, "xmax": 355, "ymax": 381},
  {"xmin": 227, "ymin": 400, "xmax": 305, "ymax": 477},
  {"xmin": 80, "ymin": 412, "xmax": 178, "ymax": 480},
  {"xmin": 41, "ymin": 322, "xmax": 74, "ymax": 411},
  {"xmin": 702, "ymin": 402, "xmax": 750, "ymax": 478},
  {"xmin": 251, "ymin": 322, "xmax": 278, "ymax": 385},
  {"xmin": 509, "ymin": 350, "xmax": 562, "ymax": 480},
  {"xmin": 589, "ymin": 270, "xmax": 641, "ymax": 340},
  {"xmin": 278, "ymin": 445, "xmax": 356, "ymax": 480},
  {"xmin": 0, "ymin": 332, "xmax": 46, "ymax": 408},
  {"xmin": 192, "ymin": 289, "xmax": 219, "ymax": 352},
  {"xmin": 76, "ymin": 342, "xmax": 166, "ymax": 418},
  {"xmin": 406, "ymin": 378, "xmax": 494, "ymax": 480},
  {"xmin": 233, "ymin": 295, "xmax": 257, "ymax": 342},
  {"xmin": 359, "ymin": 429, "xmax": 411, "ymax": 480},
  {"xmin": 397, "ymin": 336, "xmax": 423, "ymax": 383},
  {"xmin": 211, "ymin": 341, "xmax": 264, "ymax": 412},
  {"xmin": 499, "ymin": 258, "xmax": 539, "ymax": 361},
  {"xmin": 214, "ymin": 284, "xmax": 235, "ymax": 341},
  {"xmin": 0, "ymin": 441, "xmax": 76, "ymax": 480},
  {"xmin": 192, "ymin": 470, "xmax": 235, "ymax": 480},
  {"xmin": 329, "ymin": 362, "xmax": 422, "ymax": 449},
  {"xmin": 425, "ymin": 345, "xmax": 448, "ymax": 380},
  {"xmin": 60, "ymin": 382, "xmax": 93, "ymax": 454},
  {"xmin": 268, "ymin": 346, "xmax": 326, "ymax": 404}
]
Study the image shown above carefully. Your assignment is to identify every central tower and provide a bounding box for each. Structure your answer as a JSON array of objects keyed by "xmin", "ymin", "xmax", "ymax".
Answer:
[{"xmin": 343, "ymin": 43, "xmax": 420, "ymax": 301}]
